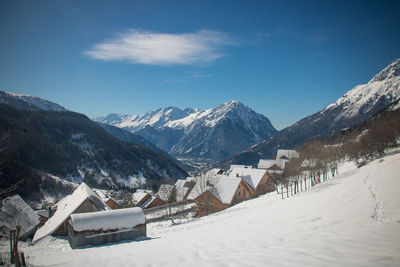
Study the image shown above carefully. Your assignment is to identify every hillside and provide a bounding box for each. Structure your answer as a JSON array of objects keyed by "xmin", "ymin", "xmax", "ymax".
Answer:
[
  {"xmin": 22, "ymin": 150, "xmax": 400, "ymax": 266},
  {"xmin": 97, "ymin": 122, "xmax": 194, "ymax": 172},
  {"xmin": 0, "ymin": 104, "xmax": 187, "ymax": 201},
  {"xmin": 95, "ymin": 100, "xmax": 277, "ymax": 161},
  {"xmin": 225, "ymin": 58, "xmax": 400, "ymax": 166}
]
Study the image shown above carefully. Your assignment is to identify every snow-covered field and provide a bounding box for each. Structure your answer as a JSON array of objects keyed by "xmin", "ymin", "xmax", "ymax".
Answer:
[{"xmin": 17, "ymin": 152, "xmax": 400, "ymax": 266}]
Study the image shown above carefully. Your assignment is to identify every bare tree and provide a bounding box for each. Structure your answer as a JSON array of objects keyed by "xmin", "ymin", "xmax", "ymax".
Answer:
[{"xmin": 1, "ymin": 200, "xmax": 23, "ymax": 266}]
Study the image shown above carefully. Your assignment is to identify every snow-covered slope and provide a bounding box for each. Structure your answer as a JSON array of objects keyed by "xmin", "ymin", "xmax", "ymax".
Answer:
[
  {"xmin": 95, "ymin": 100, "xmax": 277, "ymax": 161},
  {"xmin": 227, "ymin": 59, "xmax": 400, "ymax": 166},
  {"xmin": 21, "ymin": 150, "xmax": 400, "ymax": 266},
  {"xmin": 0, "ymin": 90, "xmax": 67, "ymax": 111}
]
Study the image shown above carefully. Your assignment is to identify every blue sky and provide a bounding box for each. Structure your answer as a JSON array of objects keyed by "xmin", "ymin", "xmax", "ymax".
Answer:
[{"xmin": 0, "ymin": 0, "xmax": 399, "ymax": 129}]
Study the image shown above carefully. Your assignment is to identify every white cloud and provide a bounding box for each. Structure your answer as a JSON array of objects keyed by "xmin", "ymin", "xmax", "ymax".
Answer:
[{"xmin": 84, "ymin": 29, "xmax": 235, "ymax": 65}]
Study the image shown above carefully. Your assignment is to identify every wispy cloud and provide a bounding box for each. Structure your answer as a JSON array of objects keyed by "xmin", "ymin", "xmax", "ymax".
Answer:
[
  {"xmin": 164, "ymin": 70, "xmax": 215, "ymax": 83},
  {"xmin": 84, "ymin": 29, "xmax": 235, "ymax": 66}
]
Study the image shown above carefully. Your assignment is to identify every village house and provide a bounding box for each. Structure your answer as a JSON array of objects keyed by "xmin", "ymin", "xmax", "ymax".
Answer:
[
  {"xmin": 0, "ymin": 194, "xmax": 40, "ymax": 240},
  {"xmin": 228, "ymin": 167, "xmax": 276, "ymax": 196},
  {"xmin": 94, "ymin": 189, "xmax": 121, "ymax": 210},
  {"xmin": 276, "ymin": 149, "xmax": 300, "ymax": 161},
  {"xmin": 187, "ymin": 175, "xmax": 253, "ymax": 216},
  {"xmin": 32, "ymin": 183, "xmax": 110, "ymax": 243},
  {"xmin": 68, "ymin": 207, "xmax": 146, "ymax": 248},
  {"xmin": 257, "ymin": 159, "xmax": 286, "ymax": 174},
  {"xmin": 144, "ymin": 196, "xmax": 165, "ymax": 209},
  {"xmin": 132, "ymin": 189, "xmax": 152, "ymax": 208}
]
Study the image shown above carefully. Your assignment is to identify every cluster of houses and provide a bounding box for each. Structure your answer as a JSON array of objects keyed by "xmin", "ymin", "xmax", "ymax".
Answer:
[
  {"xmin": 0, "ymin": 149, "xmax": 299, "ymax": 249},
  {"xmin": 140, "ymin": 149, "xmax": 300, "ymax": 217}
]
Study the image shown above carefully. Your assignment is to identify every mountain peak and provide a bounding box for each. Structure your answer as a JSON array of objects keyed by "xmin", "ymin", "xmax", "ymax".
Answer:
[
  {"xmin": 369, "ymin": 58, "xmax": 400, "ymax": 83},
  {"xmin": 216, "ymin": 100, "xmax": 244, "ymax": 111}
]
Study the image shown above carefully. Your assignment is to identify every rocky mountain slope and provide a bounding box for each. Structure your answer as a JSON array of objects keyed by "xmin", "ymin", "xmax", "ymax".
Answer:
[
  {"xmin": 224, "ymin": 58, "xmax": 400, "ymax": 166},
  {"xmin": 97, "ymin": 122, "xmax": 194, "ymax": 172},
  {"xmin": 96, "ymin": 100, "xmax": 277, "ymax": 161}
]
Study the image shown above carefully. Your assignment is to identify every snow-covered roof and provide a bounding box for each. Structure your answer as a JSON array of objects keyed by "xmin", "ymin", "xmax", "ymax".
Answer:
[
  {"xmin": 157, "ymin": 184, "xmax": 175, "ymax": 202},
  {"xmin": 210, "ymin": 178, "xmax": 242, "ymax": 205},
  {"xmin": 141, "ymin": 195, "xmax": 163, "ymax": 209},
  {"xmin": 93, "ymin": 189, "xmax": 110, "ymax": 202},
  {"xmin": 70, "ymin": 207, "xmax": 145, "ymax": 232},
  {"xmin": 186, "ymin": 175, "xmax": 226, "ymax": 201},
  {"xmin": 228, "ymin": 168, "xmax": 268, "ymax": 190},
  {"xmin": 132, "ymin": 190, "xmax": 152, "ymax": 206},
  {"xmin": 0, "ymin": 195, "xmax": 40, "ymax": 239},
  {"xmin": 33, "ymin": 183, "xmax": 109, "ymax": 243},
  {"xmin": 174, "ymin": 179, "xmax": 194, "ymax": 202},
  {"xmin": 187, "ymin": 174, "xmax": 242, "ymax": 205},
  {"xmin": 276, "ymin": 150, "xmax": 299, "ymax": 161},
  {"xmin": 258, "ymin": 159, "xmax": 286, "ymax": 170}
]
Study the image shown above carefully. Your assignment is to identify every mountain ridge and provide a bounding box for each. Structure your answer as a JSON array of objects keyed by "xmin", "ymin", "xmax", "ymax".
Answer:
[{"xmin": 0, "ymin": 90, "xmax": 67, "ymax": 112}]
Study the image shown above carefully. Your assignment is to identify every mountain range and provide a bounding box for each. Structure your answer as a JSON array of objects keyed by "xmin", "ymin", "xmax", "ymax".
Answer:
[
  {"xmin": 0, "ymin": 91, "xmax": 188, "ymax": 201},
  {"xmin": 224, "ymin": 58, "xmax": 400, "ymax": 166},
  {"xmin": 95, "ymin": 100, "xmax": 277, "ymax": 161}
]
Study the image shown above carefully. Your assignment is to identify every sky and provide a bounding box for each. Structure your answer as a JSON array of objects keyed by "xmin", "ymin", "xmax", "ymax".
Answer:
[{"xmin": 0, "ymin": 0, "xmax": 399, "ymax": 129}]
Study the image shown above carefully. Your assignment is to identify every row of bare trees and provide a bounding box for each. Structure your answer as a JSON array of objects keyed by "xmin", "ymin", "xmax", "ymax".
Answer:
[{"xmin": 276, "ymin": 109, "xmax": 400, "ymax": 198}]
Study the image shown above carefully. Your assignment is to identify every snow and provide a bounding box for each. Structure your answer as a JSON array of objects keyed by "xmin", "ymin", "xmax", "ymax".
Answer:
[
  {"xmin": 70, "ymin": 207, "xmax": 145, "ymax": 232},
  {"xmin": 32, "ymin": 183, "xmax": 110, "ymax": 243},
  {"xmin": 14, "ymin": 152, "xmax": 400, "ymax": 266}
]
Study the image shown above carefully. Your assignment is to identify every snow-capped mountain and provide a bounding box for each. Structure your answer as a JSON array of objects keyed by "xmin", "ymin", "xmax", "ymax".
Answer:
[
  {"xmin": 95, "ymin": 100, "xmax": 277, "ymax": 161},
  {"xmin": 225, "ymin": 58, "xmax": 400, "ymax": 166},
  {"xmin": 0, "ymin": 90, "xmax": 67, "ymax": 111},
  {"xmin": 322, "ymin": 58, "xmax": 400, "ymax": 121}
]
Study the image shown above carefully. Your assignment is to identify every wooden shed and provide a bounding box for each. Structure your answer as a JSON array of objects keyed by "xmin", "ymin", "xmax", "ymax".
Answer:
[
  {"xmin": 68, "ymin": 207, "xmax": 146, "ymax": 248},
  {"xmin": 33, "ymin": 183, "xmax": 109, "ymax": 243}
]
